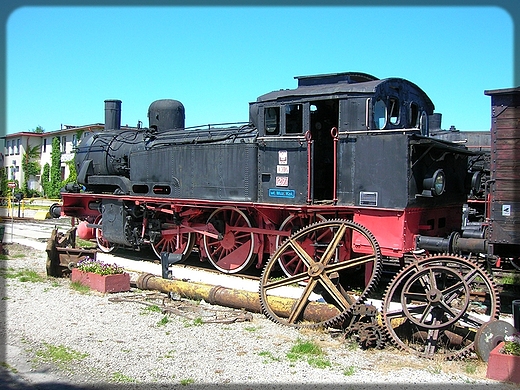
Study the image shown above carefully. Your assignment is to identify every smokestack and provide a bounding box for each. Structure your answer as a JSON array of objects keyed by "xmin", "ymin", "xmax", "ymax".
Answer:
[{"xmin": 104, "ymin": 99, "xmax": 122, "ymax": 130}]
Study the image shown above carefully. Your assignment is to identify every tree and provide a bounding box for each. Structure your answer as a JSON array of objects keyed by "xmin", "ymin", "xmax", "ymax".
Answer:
[
  {"xmin": 41, "ymin": 163, "xmax": 50, "ymax": 197},
  {"xmin": 62, "ymin": 159, "xmax": 77, "ymax": 186},
  {"xmin": 31, "ymin": 125, "xmax": 45, "ymax": 133},
  {"xmin": 21, "ymin": 145, "xmax": 41, "ymax": 197},
  {"xmin": 0, "ymin": 167, "xmax": 8, "ymax": 198},
  {"xmin": 48, "ymin": 137, "xmax": 62, "ymax": 198}
]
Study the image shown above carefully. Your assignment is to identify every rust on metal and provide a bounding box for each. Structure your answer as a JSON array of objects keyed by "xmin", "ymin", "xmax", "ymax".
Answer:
[
  {"xmin": 46, "ymin": 227, "xmax": 97, "ymax": 277},
  {"xmin": 136, "ymin": 273, "xmax": 341, "ymax": 324}
]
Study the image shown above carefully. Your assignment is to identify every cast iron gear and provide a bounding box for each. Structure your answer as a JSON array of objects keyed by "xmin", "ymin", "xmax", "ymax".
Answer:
[
  {"xmin": 259, "ymin": 219, "xmax": 382, "ymax": 328},
  {"xmin": 347, "ymin": 322, "xmax": 386, "ymax": 349},
  {"xmin": 381, "ymin": 253, "xmax": 500, "ymax": 360}
]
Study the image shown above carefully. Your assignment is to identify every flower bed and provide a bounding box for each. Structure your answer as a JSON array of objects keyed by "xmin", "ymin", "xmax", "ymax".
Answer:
[
  {"xmin": 486, "ymin": 336, "xmax": 520, "ymax": 383},
  {"xmin": 71, "ymin": 258, "xmax": 130, "ymax": 293}
]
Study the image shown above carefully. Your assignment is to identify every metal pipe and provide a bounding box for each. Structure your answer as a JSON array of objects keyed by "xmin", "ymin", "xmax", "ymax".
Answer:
[
  {"xmin": 331, "ymin": 127, "xmax": 339, "ymax": 205},
  {"xmin": 306, "ymin": 131, "xmax": 313, "ymax": 204},
  {"xmin": 135, "ymin": 273, "xmax": 341, "ymax": 324},
  {"xmin": 416, "ymin": 232, "xmax": 488, "ymax": 254}
]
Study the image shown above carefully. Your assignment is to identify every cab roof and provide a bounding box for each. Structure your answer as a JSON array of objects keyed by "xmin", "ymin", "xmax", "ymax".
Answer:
[{"xmin": 256, "ymin": 72, "xmax": 434, "ymax": 112}]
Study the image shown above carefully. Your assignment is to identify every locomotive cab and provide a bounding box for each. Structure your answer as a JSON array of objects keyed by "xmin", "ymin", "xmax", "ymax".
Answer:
[
  {"xmin": 250, "ymin": 72, "xmax": 464, "ymax": 207},
  {"xmin": 250, "ymin": 72, "xmax": 474, "ymax": 257}
]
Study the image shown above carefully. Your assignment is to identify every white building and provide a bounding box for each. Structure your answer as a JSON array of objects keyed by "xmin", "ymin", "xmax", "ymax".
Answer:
[{"xmin": 2, "ymin": 124, "xmax": 104, "ymax": 196}]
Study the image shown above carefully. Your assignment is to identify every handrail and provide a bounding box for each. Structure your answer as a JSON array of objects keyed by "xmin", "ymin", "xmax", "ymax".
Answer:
[{"xmin": 331, "ymin": 127, "xmax": 339, "ymax": 205}]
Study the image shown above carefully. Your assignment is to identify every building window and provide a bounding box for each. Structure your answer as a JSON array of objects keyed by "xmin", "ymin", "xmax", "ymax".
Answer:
[
  {"xmin": 43, "ymin": 138, "xmax": 47, "ymax": 153},
  {"xmin": 16, "ymin": 139, "xmax": 20, "ymax": 155},
  {"xmin": 10, "ymin": 165, "xmax": 19, "ymax": 181},
  {"xmin": 7, "ymin": 140, "xmax": 12, "ymax": 155},
  {"xmin": 61, "ymin": 166, "xmax": 66, "ymax": 181},
  {"xmin": 61, "ymin": 136, "xmax": 67, "ymax": 153},
  {"xmin": 72, "ymin": 134, "xmax": 77, "ymax": 148}
]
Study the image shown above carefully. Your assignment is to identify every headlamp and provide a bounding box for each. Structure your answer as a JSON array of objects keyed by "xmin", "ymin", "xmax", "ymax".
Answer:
[{"xmin": 421, "ymin": 169, "xmax": 445, "ymax": 197}]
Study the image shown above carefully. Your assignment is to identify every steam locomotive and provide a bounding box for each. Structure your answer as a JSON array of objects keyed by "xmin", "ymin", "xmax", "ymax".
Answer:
[{"xmin": 54, "ymin": 72, "xmax": 520, "ymax": 359}]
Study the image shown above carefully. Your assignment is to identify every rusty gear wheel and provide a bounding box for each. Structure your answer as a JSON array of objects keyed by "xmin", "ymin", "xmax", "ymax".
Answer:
[
  {"xmin": 381, "ymin": 254, "xmax": 500, "ymax": 360},
  {"xmin": 348, "ymin": 322, "xmax": 386, "ymax": 349},
  {"xmin": 259, "ymin": 219, "xmax": 382, "ymax": 328}
]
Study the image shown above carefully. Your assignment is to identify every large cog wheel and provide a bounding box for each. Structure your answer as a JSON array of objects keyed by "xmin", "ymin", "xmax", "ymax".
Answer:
[
  {"xmin": 381, "ymin": 254, "xmax": 500, "ymax": 360},
  {"xmin": 259, "ymin": 219, "xmax": 382, "ymax": 328}
]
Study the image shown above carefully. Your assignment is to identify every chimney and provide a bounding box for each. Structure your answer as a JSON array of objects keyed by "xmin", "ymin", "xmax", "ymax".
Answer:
[{"xmin": 104, "ymin": 100, "xmax": 122, "ymax": 130}]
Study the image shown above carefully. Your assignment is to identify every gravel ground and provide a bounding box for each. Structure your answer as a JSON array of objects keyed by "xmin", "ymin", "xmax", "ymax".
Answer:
[{"xmin": 0, "ymin": 241, "xmax": 516, "ymax": 390}]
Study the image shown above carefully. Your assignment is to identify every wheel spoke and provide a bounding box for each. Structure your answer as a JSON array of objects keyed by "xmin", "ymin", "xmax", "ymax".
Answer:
[
  {"xmin": 260, "ymin": 219, "xmax": 382, "ymax": 328},
  {"xmin": 382, "ymin": 254, "xmax": 499, "ymax": 359},
  {"xmin": 324, "ymin": 254, "xmax": 377, "ymax": 273},
  {"xmin": 320, "ymin": 223, "xmax": 347, "ymax": 266},
  {"xmin": 287, "ymin": 279, "xmax": 318, "ymax": 324},
  {"xmin": 203, "ymin": 207, "xmax": 255, "ymax": 274},
  {"xmin": 276, "ymin": 214, "xmax": 327, "ymax": 277},
  {"xmin": 288, "ymin": 238, "xmax": 315, "ymax": 269},
  {"xmin": 317, "ymin": 274, "xmax": 353, "ymax": 312}
]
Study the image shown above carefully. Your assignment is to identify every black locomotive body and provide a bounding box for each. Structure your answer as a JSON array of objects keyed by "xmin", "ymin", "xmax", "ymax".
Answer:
[
  {"xmin": 55, "ymin": 73, "xmax": 520, "ymax": 359},
  {"xmin": 67, "ymin": 73, "xmax": 472, "ymax": 262}
]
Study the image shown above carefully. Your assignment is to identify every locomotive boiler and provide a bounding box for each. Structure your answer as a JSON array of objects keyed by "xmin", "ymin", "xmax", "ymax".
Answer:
[{"xmin": 54, "ymin": 72, "xmax": 520, "ymax": 359}]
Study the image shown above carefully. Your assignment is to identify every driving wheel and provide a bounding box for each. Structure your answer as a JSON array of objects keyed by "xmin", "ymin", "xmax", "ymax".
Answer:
[
  {"xmin": 203, "ymin": 207, "xmax": 256, "ymax": 274},
  {"xmin": 94, "ymin": 216, "xmax": 118, "ymax": 253}
]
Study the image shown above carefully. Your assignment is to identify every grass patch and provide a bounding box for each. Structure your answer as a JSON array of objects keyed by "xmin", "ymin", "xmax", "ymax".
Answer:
[
  {"xmin": 464, "ymin": 361, "xmax": 478, "ymax": 375},
  {"xmin": 157, "ymin": 315, "xmax": 170, "ymax": 326},
  {"xmin": 180, "ymin": 378, "xmax": 195, "ymax": 386},
  {"xmin": 192, "ymin": 317, "xmax": 203, "ymax": 326},
  {"xmin": 0, "ymin": 361, "xmax": 19, "ymax": 373},
  {"xmin": 76, "ymin": 238, "xmax": 97, "ymax": 249},
  {"xmin": 141, "ymin": 304, "xmax": 162, "ymax": 314},
  {"xmin": 286, "ymin": 338, "xmax": 331, "ymax": 369},
  {"xmin": 0, "ymin": 268, "xmax": 44, "ymax": 283},
  {"xmin": 343, "ymin": 365, "xmax": 355, "ymax": 376},
  {"xmin": 162, "ymin": 350, "xmax": 175, "ymax": 359},
  {"xmin": 111, "ymin": 371, "xmax": 138, "ymax": 383},
  {"xmin": 70, "ymin": 281, "xmax": 91, "ymax": 294},
  {"xmin": 427, "ymin": 363, "xmax": 443, "ymax": 375},
  {"xmin": 33, "ymin": 343, "xmax": 88, "ymax": 369},
  {"xmin": 500, "ymin": 275, "xmax": 520, "ymax": 285},
  {"xmin": 258, "ymin": 350, "xmax": 281, "ymax": 363}
]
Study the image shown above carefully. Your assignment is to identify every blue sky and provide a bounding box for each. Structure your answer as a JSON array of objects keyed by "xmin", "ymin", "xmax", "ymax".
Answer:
[{"xmin": 5, "ymin": 5, "xmax": 514, "ymax": 134}]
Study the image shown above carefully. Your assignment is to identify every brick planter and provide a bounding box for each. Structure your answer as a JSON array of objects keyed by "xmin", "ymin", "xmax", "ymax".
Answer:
[
  {"xmin": 486, "ymin": 342, "xmax": 520, "ymax": 383},
  {"xmin": 71, "ymin": 268, "xmax": 130, "ymax": 293}
]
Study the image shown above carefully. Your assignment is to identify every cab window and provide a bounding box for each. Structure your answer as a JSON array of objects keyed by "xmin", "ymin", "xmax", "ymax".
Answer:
[
  {"xmin": 388, "ymin": 97, "xmax": 400, "ymax": 125},
  {"xmin": 264, "ymin": 107, "xmax": 280, "ymax": 135},
  {"xmin": 409, "ymin": 102, "xmax": 419, "ymax": 127},
  {"xmin": 373, "ymin": 99, "xmax": 386, "ymax": 129},
  {"xmin": 285, "ymin": 104, "xmax": 303, "ymax": 134}
]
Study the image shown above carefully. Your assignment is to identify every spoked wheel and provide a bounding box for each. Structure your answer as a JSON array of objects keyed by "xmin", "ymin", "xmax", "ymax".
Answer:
[
  {"xmin": 152, "ymin": 223, "xmax": 194, "ymax": 261},
  {"xmin": 203, "ymin": 207, "xmax": 256, "ymax": 274},
  {"xmin": 95, "ymin": 216, "xmax": 118, "ymax": 253},
  {"xmin": 276, "ymin": 214, "xmax": 326, "ymax": 276},
  {"xmin": 259, "ymin": 219, "xmax": 382, "ymax": 328},
  {"xmin": 381, "ymin": 254, "xmax": 500, "ymax": 360}
]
